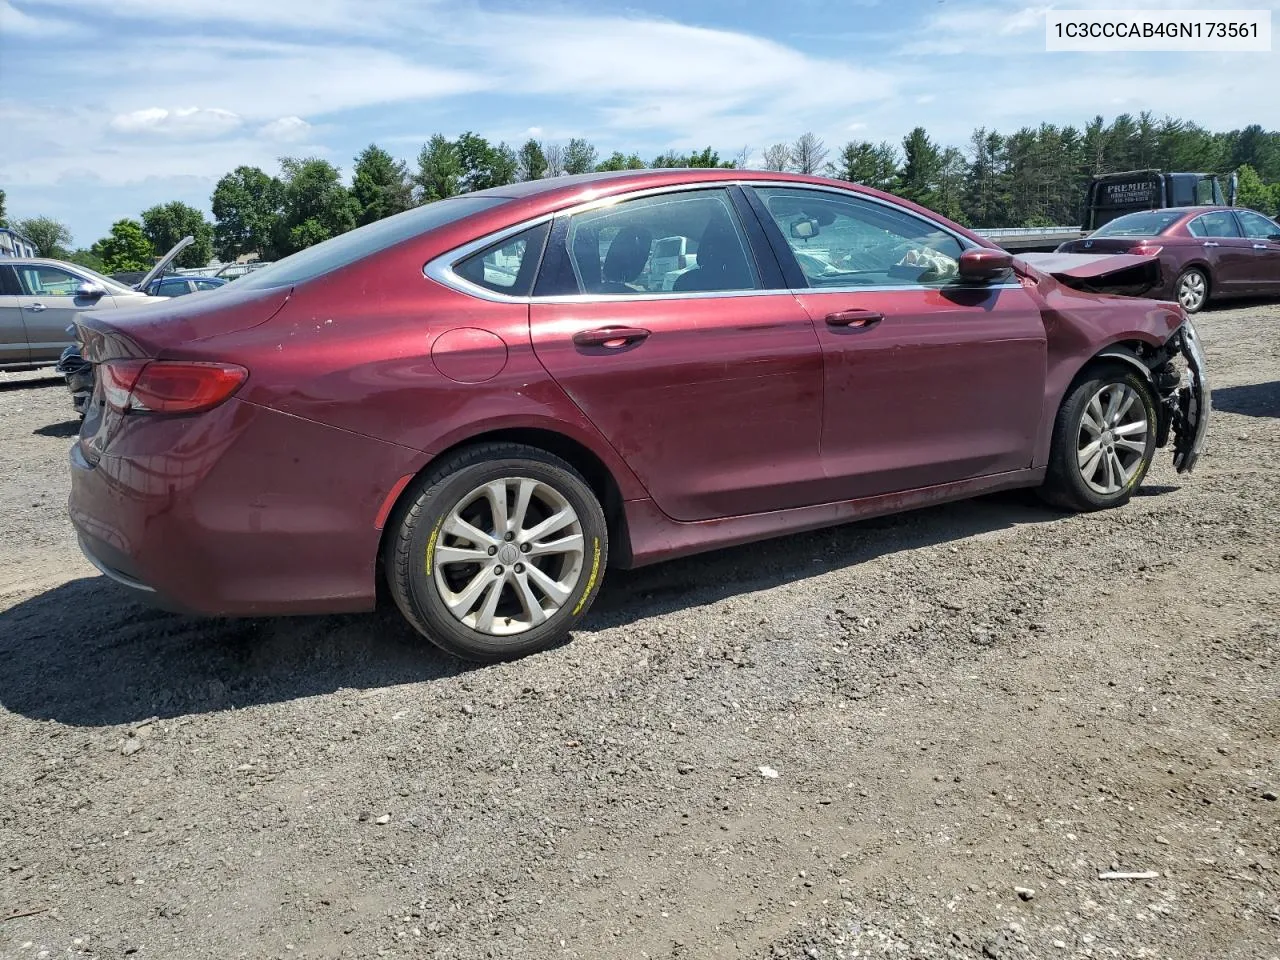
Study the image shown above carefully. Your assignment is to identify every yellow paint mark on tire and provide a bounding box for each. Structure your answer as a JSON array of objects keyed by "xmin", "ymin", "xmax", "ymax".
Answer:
[
  {"xmin": 425, "ymin": 518, "xmax": 443, "ymax": 576},
  {"xmin": 572, "ymin": 537, "xmax": 601, "ymax": 616}
]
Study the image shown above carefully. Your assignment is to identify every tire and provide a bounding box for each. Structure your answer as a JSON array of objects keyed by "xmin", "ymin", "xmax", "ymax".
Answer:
[
  {"xmin": 1174, "ymin": 266, "xmax": 1209, "ymax": 314},
  {"xmin": 385, "ymin": 442, "xmax": 608, "ymax": 662},
  {"xmin": 1039, "ymin": 364, "xmax": 1158, "ymax": 512}
]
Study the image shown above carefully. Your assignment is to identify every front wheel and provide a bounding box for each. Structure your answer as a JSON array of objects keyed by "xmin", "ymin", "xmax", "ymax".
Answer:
[
  {"xmin": 1039, "ymin": 366, "xmax": 1157, "ymax": 512},
  {"xmin": 385, "ymin": 443, "xmax": 608, "ymax": 662}
]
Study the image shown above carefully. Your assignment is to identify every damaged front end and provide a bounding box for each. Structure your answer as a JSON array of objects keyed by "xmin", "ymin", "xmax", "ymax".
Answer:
[{"xmin": 1148, "ymin": 319, "xmax": 1210, "ymax": 474}]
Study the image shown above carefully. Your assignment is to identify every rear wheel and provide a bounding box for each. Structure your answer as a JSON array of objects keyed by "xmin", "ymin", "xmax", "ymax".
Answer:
[
  {"xmin": 1175, "ymin": 267, "xmax": 1209, "ymax": 313},
  {"xmin": 385, "ymin": 443, "xmax": 608, "ymax": 662},
  {"xmin": 1039, "ymin": 366, "xmax": 1157, "ymax": 512}
]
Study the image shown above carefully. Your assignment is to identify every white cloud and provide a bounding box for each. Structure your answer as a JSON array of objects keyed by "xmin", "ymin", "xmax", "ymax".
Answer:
[
  {"xmin": 259, "ymin": 116, "xmax": 312, "ymax": 142},
  {"xmin": 6, "ymin": 0, "xmax": 1280, "ymax": 244},
  {"xmin": 109, "ymin": 106, "xmax": 243, "ymax": 138}
]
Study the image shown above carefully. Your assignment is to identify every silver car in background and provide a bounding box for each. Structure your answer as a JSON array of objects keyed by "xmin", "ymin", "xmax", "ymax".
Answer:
[{"xmin": 0, "ymin": 236, "xmax": 192, "ymax": 371}]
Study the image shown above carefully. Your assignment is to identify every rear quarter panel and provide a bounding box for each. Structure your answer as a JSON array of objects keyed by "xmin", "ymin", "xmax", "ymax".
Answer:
[{"xmin": 167, "ymin": 253, "xmax": 651, "ymax": 503}]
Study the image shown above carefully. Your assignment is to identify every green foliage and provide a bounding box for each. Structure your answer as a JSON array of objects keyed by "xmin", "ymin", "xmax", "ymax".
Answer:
[
  {"xmin": 414, "ymin": 135, "xmax": 462, "ymax": 203},
  {"xmin": 140, "ymin": 201, "xmax": 214, "ymax": 267},
  {"xmin": 829, "ymin": 141, "xmax": 899, "ymax": 190},
  {"xmin": 895, "ymin": 127, "xmax": 944, "ymax": 208},
  {"xmin": 191, "ymin": 121, "xmax": 1280, "ymax": 268},
  {"xmin": 0, "ymin": 188, "xmax": 6, "ymax": 228},
  {"xmin": 454, "ymin": 132, "xmax": 518, "ymax": 193},
  {"xmin": 352, "ymin": 144, "xmax": 414, "ymax": 226},
  {"xmin": 687, "ymin": 147, "xmax": 733, "ymax": 168},
  {"xmin": 596, "ymin": 152, "xmax": 647, "ymax": 171},
  {"xmin": 517, "ymin": 140, "xmax": 548, "ymax": 181},
  {"xmin": 1234, "ymin": 165, "xmax": 1279, "ymax": 216},
  {"xmin": 274, "ymin": 157, "xmax": 358, "ymax": 255},
  {"xmin": 15, "ymin": 216, "xmax": 73, "ymax": 258},
  {"xmin": 211, "ymin": 166, "xmax": 284, "ymax": 261},
  {"xmin": 563, "ymin": 138, "xmax": 598, "ymax": 175},
  {"xmin": 650, "ymin": 151, "xmax": 686, "ymax": 169},
  {"xmin": 95, "ymin": 219, "xmax": 155, "ymax": 273},
  {"xmin": 65, "ymin": 248, "xmax": 106, "ymax": 272}
]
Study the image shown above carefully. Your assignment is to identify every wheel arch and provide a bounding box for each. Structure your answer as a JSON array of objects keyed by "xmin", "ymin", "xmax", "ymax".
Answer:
[{"xmin": 375, "ymin": 425, "xmax": 638, "ymax": 595}]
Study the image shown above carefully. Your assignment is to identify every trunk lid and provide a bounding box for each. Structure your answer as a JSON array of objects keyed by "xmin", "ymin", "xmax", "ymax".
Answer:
[
  {"xmin": 134, "ymin": 235, "xmax": 195, "ymax": 291},
  {"xmin": 1057, "ymin": 237, "xmax": 1146, "ymax": 255},
  {"xmin": 1017, "ymin": 252, "xmax": 1161, "ymax": 297},
  {"xmin": 76, "ymin": 284, "xmax": 292, "ymax": 363}
]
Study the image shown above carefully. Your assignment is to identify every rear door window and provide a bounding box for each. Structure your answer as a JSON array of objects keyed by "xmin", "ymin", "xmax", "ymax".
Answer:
[
  {"xmin": 537, "ymin": 188, "xmax": 759, "ymax": 296},
  {"xmin": 157, "ymin": 278, "xmax": 191, "ymax": 297}
]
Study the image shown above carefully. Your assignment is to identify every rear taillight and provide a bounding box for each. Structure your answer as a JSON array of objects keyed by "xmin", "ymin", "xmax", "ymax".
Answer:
[
  {"xmin": 101, "ymin": 359, "xmax": 248, "ymax": 414},
  {"xmin": 1130, "ymin": 244, "xmax": 1163, "ymax": 256}
]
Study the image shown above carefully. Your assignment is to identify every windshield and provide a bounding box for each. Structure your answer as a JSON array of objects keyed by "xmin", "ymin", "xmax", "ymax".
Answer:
[
  {"xmin": 235, "ymin": 196, "xmax": 508, "ymax": 290},
  {"xmin": 1092, "ymin": 210, "xmax": 1183, "ymax": 237}
]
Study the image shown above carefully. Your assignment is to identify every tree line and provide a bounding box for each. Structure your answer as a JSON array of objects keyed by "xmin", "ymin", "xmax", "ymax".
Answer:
[{"xmin": 4, "ymin": 113, "xmax": 1279, "ymax": 274}]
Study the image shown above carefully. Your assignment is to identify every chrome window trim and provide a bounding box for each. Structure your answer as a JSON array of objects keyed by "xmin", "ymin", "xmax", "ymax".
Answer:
[{"xmin": 424, "ymin": 179, "xmax": 1007, "ymax": 305}]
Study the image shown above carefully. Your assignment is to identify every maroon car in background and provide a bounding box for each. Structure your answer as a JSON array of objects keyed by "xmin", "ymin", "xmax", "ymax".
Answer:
[
  {"xmin": 1056, "ymin": 205, "xmax": 1280, "ymax": 313},
  {"xmin": 67, "ymin": 169, "xmax": 1209, "ymax": 662}
]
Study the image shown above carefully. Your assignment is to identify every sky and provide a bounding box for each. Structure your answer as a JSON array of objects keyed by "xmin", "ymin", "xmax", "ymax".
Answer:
[{"xmin": 1, "ymin": 0, "xmax": 1277, "ymax": 250}]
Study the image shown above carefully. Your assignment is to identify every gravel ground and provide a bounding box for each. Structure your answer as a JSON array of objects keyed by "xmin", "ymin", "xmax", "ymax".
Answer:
[{"xmin": 0, "ymin": 304, "xmax": 1277, "ymax": 960}]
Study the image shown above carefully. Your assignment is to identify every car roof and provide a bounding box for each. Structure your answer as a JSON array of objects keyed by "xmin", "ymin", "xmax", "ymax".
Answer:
[
  {"xmin": 3, "ymin": 256, "xmax": 101, "ymax": 269},
  {"xmin": 455, "ymin": 168, "xmax": 992, "ymax": 249},
  {"xmin": 468, "ymin": 167, "xmax": 893, "ymax": 205}
]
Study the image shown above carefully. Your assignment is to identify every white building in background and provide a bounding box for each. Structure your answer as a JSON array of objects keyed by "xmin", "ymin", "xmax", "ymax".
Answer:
[{"xmin": 0, "ymin": 227, "xmax": 37, "ymax": 258}]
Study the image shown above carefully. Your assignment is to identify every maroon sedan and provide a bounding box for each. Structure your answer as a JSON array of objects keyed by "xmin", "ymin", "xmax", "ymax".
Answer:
[
  {"xmin": 68, "ymin": 170, "xmax": 1209, "ymax": 661},
  {"xmin": 1057, "ymin": 205, "xmax": 1280, "ymax": 313}
]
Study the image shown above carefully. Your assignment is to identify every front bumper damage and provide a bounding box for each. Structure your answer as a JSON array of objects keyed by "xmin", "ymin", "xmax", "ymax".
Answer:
[{"xmin": 1153, "ymin": 319, "xmax": 1210, "ymax": 474}]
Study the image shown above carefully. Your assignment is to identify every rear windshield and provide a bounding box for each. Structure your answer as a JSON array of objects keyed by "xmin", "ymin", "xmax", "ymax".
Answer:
[
  {"xmin": 235, "ymin": 196, "xmax": 508, "ymax": 290},
  {"xmin": 1092, "ymin": 210, "xmax": 1183, "ymax": 237}
]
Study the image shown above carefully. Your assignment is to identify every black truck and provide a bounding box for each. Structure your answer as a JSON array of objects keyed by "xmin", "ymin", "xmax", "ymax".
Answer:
[{"xmin": 1083, "ymin": 169, "xmax": 1234, "ymax": 231}]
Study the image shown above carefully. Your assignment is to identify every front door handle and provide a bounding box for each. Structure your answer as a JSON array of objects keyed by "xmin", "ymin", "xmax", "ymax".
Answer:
[
  {"xmin": 825, "ymin": 309, "xmax": 883, "ymax": 328},
  {"xmin": 1254, "ymin": 243, "xmax": 1269, "ymax": 250},
  {"xmin": 1203, "ymin": 241, "xmax": 1220, "ymax": 248},
  {"xmin": 572, "ymin": 326, "xmax": 651, "ymax": 349},
  {"xmin": 26, "ymin": 302, "xmax": 47, "ymax": 312}
]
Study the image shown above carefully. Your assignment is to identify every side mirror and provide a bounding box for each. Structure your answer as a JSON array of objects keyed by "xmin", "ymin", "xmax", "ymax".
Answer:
[
  {"xmin": 75, "ymin": 282, "xmax": 106, "ymax": 300},
  {"xmin": 958, "ymin": 248, "xmax": 1013, "ymax": 282},
  {"xmin": 1268, "ymin": 234, "xmax": 1280, "ymax": 243},
  {"xmin": 790, "ymin": 217, "xmax": 820, "ymax": 240}
]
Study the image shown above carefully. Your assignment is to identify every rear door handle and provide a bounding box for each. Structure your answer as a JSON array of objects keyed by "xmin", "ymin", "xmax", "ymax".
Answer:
[
  {"xmin": 572, "ymin": 326, "xmax": 651, "ymax": 349},
  {"xmin": 825, "ymin": 309, "xmax": 883, "ymax": 328},
  {"xmin": 1202, "ymin": 241, "xmax": 1219, "ymax": 248},
  {"xmin": 26, "ymin": 302, "xmax": 46, "ymax": 312}
]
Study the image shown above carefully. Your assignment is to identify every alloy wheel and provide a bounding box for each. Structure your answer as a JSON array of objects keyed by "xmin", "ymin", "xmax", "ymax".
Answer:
[
  {"xmin": 1076, "ymin": 383, "xmax": 1149, "ymax": 495},
  {"xmin": 431, "ymin": 477, "xmax": 585, "ymax": 636}
]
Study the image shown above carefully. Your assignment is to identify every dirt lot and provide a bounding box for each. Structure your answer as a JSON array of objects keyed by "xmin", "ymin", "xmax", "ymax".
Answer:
[{"xmin": 1, "ymin": 304, "xmax": 1277, "ymax": 960}]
